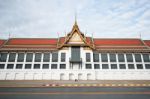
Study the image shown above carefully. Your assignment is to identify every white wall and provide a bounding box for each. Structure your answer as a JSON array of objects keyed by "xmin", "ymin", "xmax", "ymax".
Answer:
[
  {"xmin": 0, "ymin": 47, "xmax": 150, "ymax": 80},
  {"xmin": 1, "ymin": 70, "xmax": 150, "ymax": 80}
]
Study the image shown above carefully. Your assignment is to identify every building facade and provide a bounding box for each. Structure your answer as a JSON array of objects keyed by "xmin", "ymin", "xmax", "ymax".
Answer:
[{"xmin": 0, "ymin": 22, "xmax": 150, "ymax": 80}]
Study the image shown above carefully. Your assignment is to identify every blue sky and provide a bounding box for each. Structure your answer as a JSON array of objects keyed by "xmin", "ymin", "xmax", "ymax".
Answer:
[{"xmin": 0, "ymin": 0, "xmax": 150, "ymax": 39}]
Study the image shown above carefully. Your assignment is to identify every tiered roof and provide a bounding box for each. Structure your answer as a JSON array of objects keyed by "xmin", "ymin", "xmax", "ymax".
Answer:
[
  {"xmin": 0, "ymin": 38, "xmax": 58, "ymax": 51},
  {"xmin": 0, "ymin": 22, "xmax": 150, "ymax": 52}
]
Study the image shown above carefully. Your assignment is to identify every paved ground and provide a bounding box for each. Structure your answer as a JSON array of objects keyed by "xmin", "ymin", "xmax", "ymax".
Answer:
[
  {"xmin": 0, "ymin": 87, "xmax": 150, "ymax": 99},
  {"xmin": 0, "ymin": 80, "xmax": 150, "ymax": 87}
]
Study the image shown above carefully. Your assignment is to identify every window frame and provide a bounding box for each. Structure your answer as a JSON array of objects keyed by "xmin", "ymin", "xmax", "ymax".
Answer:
[
  {"xmin": 34, "ymin": 53, "xmax": 42, "ymax": 62},
  {"xmin": 8, "ymin": 53, "xmax": 16, "ymax": 62},
  {"xmin": 16, "ymin": 64, "xmax": 23, "ymax": 69},
  {"xmin": 118, "ymin": 54, "xmax": 125, "ymax": 62},
  {"xmin": 17, "ymin": 53, "xmax": 24, "ymax": 62},
  {"xmin": 34, "ymin": 64, "xmax": 41, "ymax": 69},
  {"xmin": 52, "ymin": 52, "xmax": 58, "ymax": 62},
  {"xmin": 86, "ymin": 53, "xmax": 91, "ymax": 62},
  {"xmin": 126, "ymin": 54, "xmax": 133, "ymax": 62},
  {"xmin": 109, "ymin": 54, "xmax": 116, "ymax": 62},
  {"xmin": 43, "ymin": 53, "xmax": 50, "ymax": 62},
  {"xmin": 101, "ymin": 53, "xmax": 108, "ymax": 62},
  {"xmin": 93, "ymin": 52, "xmax": 99, "ymax": 62},
  {"xmin": 7, "ymin": 64, "xmax": 14, "ymax": 69},
  {"xmin": 85, "ymin": 64, "xmax": 92, "ymax": 69},
  {"xmin": 143, "ymin": 54, "xmax": 150, "ymax": 62},
  {"xmin": 102, "ymin": 64, "xmax": 109, "ymax": 69},
  {"xmin": 94, "ymin": 64, "xmax": 100, "ymax": 69},
  {"xmin": 42, "ymin": 64, "xmax": 49, "ymax": 69},
  {"xmin": 110, "ymin": 64, "xmax": 117, "ymax": 69},
  {"xmin": 25, "ymin": 64, "xmax": 32, "ymax": 69},
  {"xmin": 60, "ymin": 64, "xmax": 66, "ymax": 69},
  {"xmin": 0, "ymin": 53, "xmax": 7, "ymax": 62},
  {"xmin": 0, "ymin": 64, "xmax": 5, "ymax": 69},
  {"xmin": 26, "ymin": 53, "xmax": 33, "ymax": 62},
  {"xmin": 61, "ymin": 53, "xmax": 66, "ymax": 62},
  {"xmin": 134, "ymin": 54, "xmax": 142, "ymax": 62},
  {"xmin": 51, "ymin": 64, "xmax": 57, "ymax": 69}
]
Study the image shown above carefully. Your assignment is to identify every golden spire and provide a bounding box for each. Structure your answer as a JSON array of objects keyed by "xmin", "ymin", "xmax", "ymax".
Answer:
[
  {"xmin": 75, "ymin": 12, "xmax": 77, "ymax": 25},
  {"xmin": 73, "ymin": 11, "xmax": 78, "ymax": 27},
  {"xmin": 72, "ymin": 12, "xmax": 79, "ymax": 31}
]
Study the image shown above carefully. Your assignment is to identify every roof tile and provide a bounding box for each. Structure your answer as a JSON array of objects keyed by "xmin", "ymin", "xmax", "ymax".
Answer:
[
  {"xmin": 94, "ymin": 39, "xmax": 143, "ymax": 46},
  {"xmin": 7, "ymin": 38, "xmax": 57, "ymax": 45}
]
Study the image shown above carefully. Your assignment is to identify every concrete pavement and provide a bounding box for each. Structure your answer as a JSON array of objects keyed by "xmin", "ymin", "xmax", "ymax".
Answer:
[{"xmin": 0, "ymin": 80, "xmax": 150, "ymax": 87}]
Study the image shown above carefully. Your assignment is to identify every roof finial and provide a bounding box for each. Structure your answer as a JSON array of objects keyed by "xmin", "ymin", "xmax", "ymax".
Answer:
[
  {"xmin": 140, "ymin": 33, "xmax": 142, "ymax": 39},
  {"xmin": 74, "ymin": 11, "xmax": 77, "ymax": 26}
]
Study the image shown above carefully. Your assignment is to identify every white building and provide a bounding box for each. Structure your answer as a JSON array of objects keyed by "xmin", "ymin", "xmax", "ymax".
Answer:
[{"xmin": 0, "ymin": 21, "xmax": 150, "ymax": 80}]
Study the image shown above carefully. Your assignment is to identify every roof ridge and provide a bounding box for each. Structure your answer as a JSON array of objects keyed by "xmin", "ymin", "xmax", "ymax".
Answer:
[
  {"xmin": 93, "ymin": 38, "xmax": 141, "ymax": 40},
  {"xmin": 9, "ymin": 38, "xmax": 58, "ymax": 40},
  {"xmin": 0, "ymin": 39, "xmax": 9, "ymax": 48}
]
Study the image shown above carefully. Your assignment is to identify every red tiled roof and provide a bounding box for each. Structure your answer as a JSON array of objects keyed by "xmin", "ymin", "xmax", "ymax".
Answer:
[
  {"xmin": 3, "ymin": 45, "xmax": 57, "ymax": 48},
  {"xmin": 86, "ymin": 37, "xmax": 92, "ymax": 44},
  {"xmin": 94, "ymin": 39, "xmax": 144, "ymax": 46},
  {"xmin": 144, "ymin": 40, "xmax": 150, "ymax": 47},
  {"xmin": 59, "ymin": 37, "xmax": 65, "ymax": 44},
  {"xmin": 0, "ymin": 37, "xmax": 150, "ymax": 51},
  {"xmin": 95, "ymin": 46, "xmax": 147, "ymax": 49},
  {"xmin": 0, "ymin": 40, "xmax": 6, "ymax": 46},
  {"xmin": 6, "ymin": 38, "xmax": 58, "ymax": 45}
]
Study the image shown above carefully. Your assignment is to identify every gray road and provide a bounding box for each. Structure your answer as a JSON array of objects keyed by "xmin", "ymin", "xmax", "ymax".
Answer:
[{"xmin": 0, "ymin": 87, "xmax": 150, "ymax": 99}]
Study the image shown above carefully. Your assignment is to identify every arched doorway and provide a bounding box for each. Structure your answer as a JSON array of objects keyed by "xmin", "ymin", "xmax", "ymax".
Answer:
[
  {"xmin": 69, "ymin": 73, "xmax": 74, "ymax": 80},
  {"xmin": 78, "ymin": 73, "xmax": 82, "ymax": 80},
  {"xmin": 14, "ymin": 73, "xmax": 19, "ymax": 80},
  {"xmin": 87, "ymin": 73, "xmax": 92, "ymax": 80},
  {"xmin": 60, "ymin": 73, "xmax": 65, "ymax": 80},
  {"xmin": 5, "ymin": 73, "xmax": 10, "ymax": 80}
]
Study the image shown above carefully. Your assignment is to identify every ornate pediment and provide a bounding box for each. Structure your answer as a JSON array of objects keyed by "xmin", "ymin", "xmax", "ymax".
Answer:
[
  {"xmin": 67, "ymin": 31, "xmax": 84, "ymax": 44},
  {"xmin": 57, "ymin": 21, "xmax": 95, "ymax": 49}
]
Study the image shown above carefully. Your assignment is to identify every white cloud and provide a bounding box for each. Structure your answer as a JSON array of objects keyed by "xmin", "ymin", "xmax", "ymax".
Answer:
[{"xmin": 0, "ymin": 0, "xmax": 149, "ymax": 39}]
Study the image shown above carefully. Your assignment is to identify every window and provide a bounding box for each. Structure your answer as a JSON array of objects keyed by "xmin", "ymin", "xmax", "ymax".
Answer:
[
  {"xmin": 26, "ymin": 53, "xmax": 33, "ymax": 62},
  {"xmin": 93, "ymin": 52, "xmax": 99, "ymax": 62},
  {"xmin": 7, "ymin": 64, "xmax": 14, "ymax": 69},
  {"xmin": 111, "ymin": 64, "xmax": 117, "ymax": 69},
  {"xmin": 51, "ymin": 64, "xmax": 57, "ymax": 69},
  {"xmin": 136, "ymin": 64, "xmax": 143, "ymax": 69},
  {"xmin": 17, "ymin": 53, "xmax": 24, "ymax": 62},
  {"xmin": 60, "ymin": 64, "xmax": 66, "ymax": 69},
  {"xmin": 61, "ymin": 53, "xmax": 66, "ymax": 62},
  {"xmin": 25, "ymin": 64, "xmax": 32, "ymax": 69},
  {"xmin": 143, "ymin": 54, "xmax": 150, "ymax": 62},
  {"xmin": 0, "ymin": 53, "xmax": 7, "ymax": 62},
  {"xmin": 128, "ymin": 64, "xmax": 134, "ymax": 69},
  {"xmin": 102, "ymin": 64, "xmax": 109, "ymax": 69},
  {"xmin": 94, "ymin": 64, "xmax": 100, "ymax": 69},
  {"xmin": 145, "ymin": 64, "xmax": 150, "ymax": 69},
  {"xmin": 119, "ymin": 64, "xmax": 126, "ymax": 69},
  {"xmin": 101, "ymin": 53, "xmax": 108, "ymax": 62},
  {"xmin": 8, "ymin": 53, "xmax": 16, "ymax": 62},
  {"xmin": 126, "ymin": 54, "xmax": 133, "ymax": 62},
  {"xmin": 71, "ymin": 47, "xmax": 80, "ymax": 62},
  {"xmin": 86, "ymin": 64, "xmax": 92, "ymax": 69},
  {"xmin": 118, "ymin": 54, "xmax": 125, "ymax": 62},
  {"xmin": 42, "ymin": 64, "xmax": 49, "ymax": 69},
  {"xmin": 43, "ymin": 53, "xmax": 50, "ymax": 62},
  {"xmin": 86, "ymin": 53, "xmax": 91, "ymax": 62},
  {"xmin": 34, "ymin": 64, "xmax": 40, "ymax": 69},
  {"xmin": 52, "ymin": 52, "xmax": 58, "ymax": 62},
  {"xmin": 34, "ymin": 53, "xmax": 41, "ymax": 62},
  {"xmin": 0, "ymin": 64, "xmax": 5, "ymax": 69},
  {"xmin": 16, "ymin": 64, "xmax": 23, "ymax": 69},
  {"xmin": 110, "ymin": 54, "xmax": 116, "ymax": 62},
  {"xmin": 135, "ymin": 54, "xmax": 142, "ymax": 62}
]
